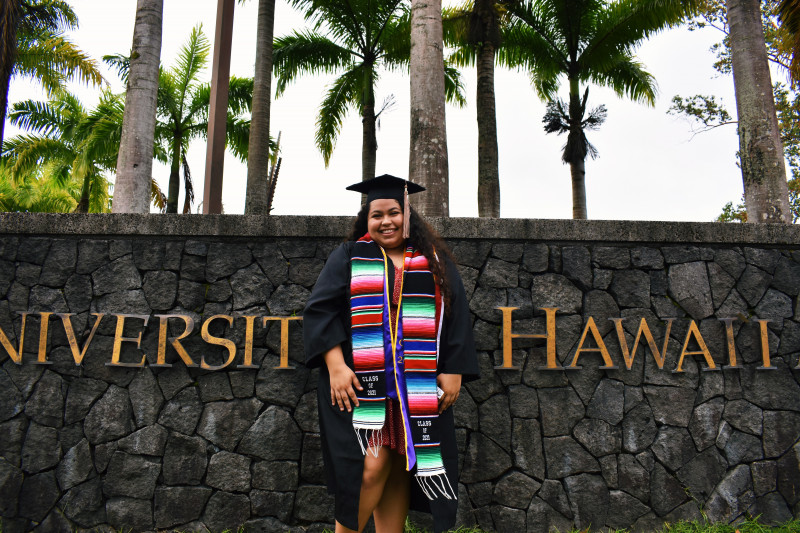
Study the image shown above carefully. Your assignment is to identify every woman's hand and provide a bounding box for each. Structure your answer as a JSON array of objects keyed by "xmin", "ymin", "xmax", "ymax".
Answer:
[
  {"xmin": 323, "ymin": 345, "xmax": 363, "ymax": 412},
  {"xmin": 437, "ymin": 373, "xmax": 462, "ymax": 413}
]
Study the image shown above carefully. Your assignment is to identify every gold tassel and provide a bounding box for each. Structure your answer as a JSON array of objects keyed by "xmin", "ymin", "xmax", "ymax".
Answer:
[{"xmin": 403, "ymin": 182, "xmax": 410, "ymax": 239}]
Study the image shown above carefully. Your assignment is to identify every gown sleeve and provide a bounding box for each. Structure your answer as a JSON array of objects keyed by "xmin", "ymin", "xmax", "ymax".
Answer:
[
  {"xmin": 302, "ymin": 242, "xmax": 351, "ymax": 369},
  {"xmin": 437, "ymin": 257, "xmax": 480, "ymax": 381}
]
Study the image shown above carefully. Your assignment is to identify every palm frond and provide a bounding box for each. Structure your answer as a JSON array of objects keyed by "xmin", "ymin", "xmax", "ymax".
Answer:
[
  {"xmin": 581, "ymin": 0, "xmax": 700, "ymax": 72},
  {"xmin": 102, "ymin": 53, "xmax": 130, "ymax": 83},
  {"xmin": 224, "ymin": 76, "xmax": 255, "ymax": 116},
  {"xmin": 14, "ymin": 33, "xmax": 104, "ymax": 92},
  {"xmin": 18, "ymin": 0, "xmax": 78, "ymax": 35},
  {"xmin": 272, "ymin": 30, "xmax": 355, "ymax": 96},
  {"xmin": 225, "ymin": 115, "xmax": 251, "ymax": 162},
  {"xmin": 181, "ymin": 153, "xmax": 194, "ymax": 214},
  {"xmin": 315, "ymin": 65, "xmax": 362, "ymax": 165},
  {"xmin": 5, "ymin": 135, "xmax": 74, "ymax": 180},
  {"xmin": 172, "ymin": 25, "xmax": 211, "ymax": 111},
  {"xmin": 8, "ymin": 99, "xmax": 65, "ymax": 137},
  {"xmin": 444, "ymin": 64, "xmax": 467, "ymax": 107},
  {"xmin": 588, "ymin": 57, "xmax": 657, "ymax": 105},
  {"xmin": 157, "ymin": 68, "xmax": 180, "ymax": 119},
  {"xmin": 377, "ymin": 8, "xmax": 411, "ymax": 69}
]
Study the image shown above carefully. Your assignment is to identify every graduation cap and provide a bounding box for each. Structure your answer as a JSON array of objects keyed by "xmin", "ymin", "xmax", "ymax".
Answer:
[{"xmin": 346, "ymin": 174, "xmax": 425, "ymax": 239}]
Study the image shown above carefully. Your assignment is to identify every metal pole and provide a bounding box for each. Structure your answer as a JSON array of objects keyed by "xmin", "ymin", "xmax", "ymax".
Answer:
[{"xmin": 202, "ymin": 0, "xmax": 235, "ymax": 214}]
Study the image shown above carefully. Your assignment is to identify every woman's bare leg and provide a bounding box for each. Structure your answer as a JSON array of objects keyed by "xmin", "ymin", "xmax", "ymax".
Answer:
[
  {"xmin": 372, "ymin": 450, "xmax": 411, "ymax": 533},
  {"xmin": 335, "ymin": 446, "xmax": 393, "ymax": 533}
]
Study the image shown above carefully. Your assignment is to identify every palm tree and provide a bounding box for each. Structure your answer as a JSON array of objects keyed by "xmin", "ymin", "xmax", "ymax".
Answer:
[
  {"xmin": 0, "ymin": 0, "xmax": 103, "ymax": 147},
  {"xmin": 409, "ymin": 0, "xmax": 450, "ymax": 215},
  {"xmin": 501, "ymin": 0, "xmax": 699, "ymax": 219},
  {"xmin": 2, "ymin": 91, "xmax": 120, "ymax": 212},
  {"xmin": 446, "ymin": 0, "xmax": 506, "ymax": 217},
  {"xmin": 728, "ymin": 0, "xmax": 791, "ymax": 223},
  {"xmin": 274, "ymin": 0, "xmax": 465, "ymax": 183},
  {"xmin": 155, "ymin": 26, "xmax": 251, "ymax": 213},
  {"xmin": 113, "ymin": 0, "xmax": 163, "ymax": 214},
  {"xmin": 245, "ymin": 0, "xmax": 275, "ymax": 215}
]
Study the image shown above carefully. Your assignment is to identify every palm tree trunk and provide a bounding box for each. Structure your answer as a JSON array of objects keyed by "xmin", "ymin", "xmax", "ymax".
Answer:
[
  {"xmin": 476, "ymin": 41, "xmax": 499, "ymax": 218},
  {"xmin": 74, "ymin": 174, "xmax": 91, "ymax": 213},
  {"xmin": 728, "ymin": 0, "xmax": 791, "ymax": 223},
  {"xmin": 113, "ymin": 0, "xmax": 163, "ymax": 214},
  {"xmin": 166, "ymin": 135, "xmax": 181, "ymax": 213},
  {"xmin": 0, "ymin": 0, "xmax": 22, "ymax": 149},
  {"xmin": 568, "ymin": 77, "xmax": 587, "ymax": 220},
  {"xmin": 362, "ymin": 65, "xmax": 377, "ymax": 182},
  {"xmin": 245, "ymin": 0, "xmax": 275, "ymax": 214},
  {"xmin": 569, "ymin": 159, "xmax": 587, "ymax": 220},
  {"xmin": 409, "ymin": 0, "xmax": 449, "ymax": 216}
]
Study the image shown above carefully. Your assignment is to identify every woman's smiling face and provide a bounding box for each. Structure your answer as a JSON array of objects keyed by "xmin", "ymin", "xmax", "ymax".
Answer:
[{"xmin": 367, "ymin": 198, "xmax": 404, "ymax": 252}]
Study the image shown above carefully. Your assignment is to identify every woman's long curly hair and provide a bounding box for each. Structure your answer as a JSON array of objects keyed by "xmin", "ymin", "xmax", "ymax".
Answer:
[{"xmin": 348, "ymin": 202, "xmax": 456, "ymax": 313}]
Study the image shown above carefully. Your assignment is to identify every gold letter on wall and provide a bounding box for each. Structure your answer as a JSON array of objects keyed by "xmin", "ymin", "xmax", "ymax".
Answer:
[
  {"xmin": 0, "ymin": 312, "xmax": 28, "ymax": 364},
  {"xmin": 497, "ymin": 307, "xmax": 559, "ymax": 370},
  {"xmin": 200, "ymin": 315, "xmax": 236, "ymax": 370},
  {"xmin": 109, "ymin": 314, "xmax": 149, "ymax": 367},
  {"xmin": 262, "ymin": 316, "xmax": 303, "ymax": 369},
  {"xmin": 611, "ymin": 317, "xmax": 674, "ymax": 370},
  {"xmin": 57, "ymin": 313, "xmax": 104, "ymax": 365},
  {"xmin": 569, "ymin": 317, "xmax": 617, "ymax": 369},
  {"xmin": 675, "ymin": 320, "xmax": 717, "ymax": 372},
  {"xmin": 154, "ymin": 314, "xmax": 196, "ymax": 367}
]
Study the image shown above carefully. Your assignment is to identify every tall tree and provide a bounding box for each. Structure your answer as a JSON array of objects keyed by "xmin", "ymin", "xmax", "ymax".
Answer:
[
  {"xmin": 113, "ymin": 0, "xmax": 163, "ymax": 214},
  {"xmin": 245, "ymin": 0, "xmax": 276, "ymax": 214},
  {"xmin": 446, "ymin": 0, "xmax": 505, "ymax": 217},
  {"xmin": 728, "ymin": 0, "xmax": 791, "ymax": 223},
  {"xmin": 0, "ymin": 0, "xmax": 102, "ymax": 147},
  {"xmin": 409, "ymin": 0, "xmax": 450, "ymax": 216},
  {"xmin": 501, "ymin": 0, "xmax": 699, "ymax": 219}
]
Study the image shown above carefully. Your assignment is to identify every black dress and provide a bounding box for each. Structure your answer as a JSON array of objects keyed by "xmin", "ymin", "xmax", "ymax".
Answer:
[{"xmin": 302, "ymin": 241, "xmax": 480, "ymax": 532}]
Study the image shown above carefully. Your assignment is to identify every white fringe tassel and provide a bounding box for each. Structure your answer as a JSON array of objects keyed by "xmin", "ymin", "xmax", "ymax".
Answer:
[
  {"xmin": 354, "ymin": 427, "xmax": 382, "ymax": 458},
  {"xmin": 416, "ymin": 474, "xmax": 456, "ymax": 501}
]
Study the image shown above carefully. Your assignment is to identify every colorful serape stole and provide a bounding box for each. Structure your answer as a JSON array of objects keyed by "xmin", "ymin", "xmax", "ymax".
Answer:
[
  {"xmin": 350, "ymin": 234, "xmax": 454, "ymax": 500},
  {"xmin": 350, "ymin": 241, "xmax": 387, "ymax": 454}
]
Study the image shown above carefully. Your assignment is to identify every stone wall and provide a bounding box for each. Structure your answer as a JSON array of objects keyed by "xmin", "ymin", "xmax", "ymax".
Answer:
[{"xmin": 0, "ymin": 213, "xmax": 799, "ymax": 533}]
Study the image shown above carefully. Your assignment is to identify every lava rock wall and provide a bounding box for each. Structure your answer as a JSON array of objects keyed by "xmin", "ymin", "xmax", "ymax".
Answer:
[{"xmin": 0, "ymin": 214, "xmax": 798, "ymax": 533}]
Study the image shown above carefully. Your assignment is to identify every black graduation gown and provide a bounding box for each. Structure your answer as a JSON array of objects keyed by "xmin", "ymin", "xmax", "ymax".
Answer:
[{"xmin": 302, "ymin": 241, "xmax": 480, "ymax": 533}]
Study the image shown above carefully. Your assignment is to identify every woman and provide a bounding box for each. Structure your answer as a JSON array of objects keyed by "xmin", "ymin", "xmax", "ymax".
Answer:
[{"xmin": 303, "ymin": 174, "xmax": 479, "ymax": 533}]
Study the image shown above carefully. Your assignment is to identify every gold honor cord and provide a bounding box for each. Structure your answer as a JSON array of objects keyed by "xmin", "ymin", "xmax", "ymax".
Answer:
[{"xmin": 380, "ymin": 245, "xmax": 413, "ymax": 471}]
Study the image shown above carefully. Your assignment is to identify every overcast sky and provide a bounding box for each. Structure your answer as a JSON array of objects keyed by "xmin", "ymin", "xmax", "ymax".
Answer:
[{"xmin": 6, "ymin": 0, "xmax": 770, "ymax": 221}]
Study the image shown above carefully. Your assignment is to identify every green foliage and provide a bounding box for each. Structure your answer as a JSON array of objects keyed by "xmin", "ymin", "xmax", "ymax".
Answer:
[
  {"xmin": 0, "ymin": 159, "xmax": 109, "ymax": 212},
  {"xmin": 1, "ymin": 90, "xmax": 120, "ymax": 212}
]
